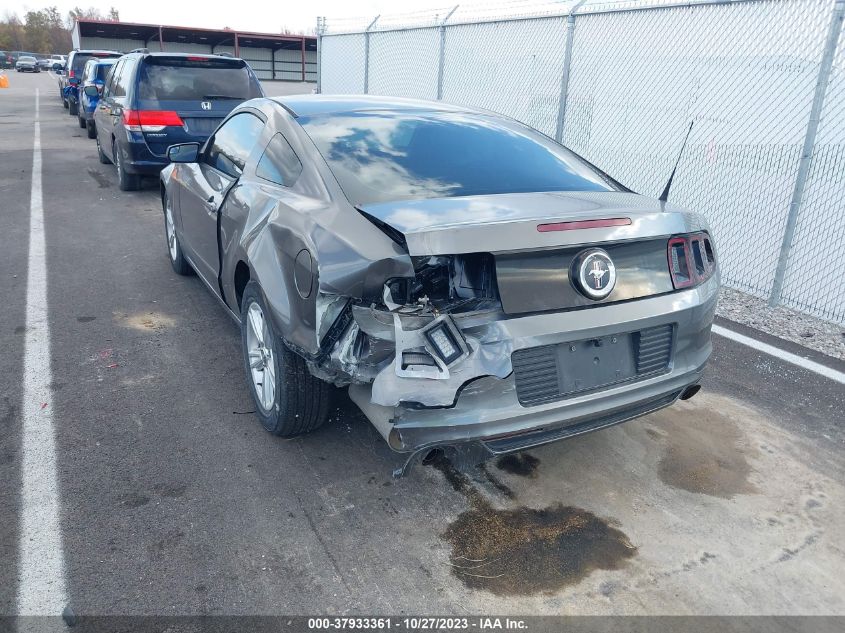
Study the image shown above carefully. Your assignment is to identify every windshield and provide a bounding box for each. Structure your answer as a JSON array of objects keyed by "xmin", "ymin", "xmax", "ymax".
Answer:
[
  {"xmin": 137, "ymin": 58, "xmax": 263, "ymax": 101},
  {"xmin": 20, "ymin": 57, "xmax": 36, "ymax": 62},
  {"xmin": 298, "ymin": 111, "xmax": 620, "ymax": 205}
]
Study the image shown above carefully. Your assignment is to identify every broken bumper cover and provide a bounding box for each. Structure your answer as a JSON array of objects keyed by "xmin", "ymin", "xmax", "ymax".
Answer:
[{"xmin": 348, "ymin": 277, "xmax": 717, "ymax": 457}]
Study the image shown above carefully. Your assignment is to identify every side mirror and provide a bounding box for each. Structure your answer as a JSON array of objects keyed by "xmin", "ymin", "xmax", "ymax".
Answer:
[
  {"xmin": 168, "ymin": 143, "xmax": 200, "ymax": 163},
  {"xmin": 83, "ymin": 85, "xmax": 99, "ymax": 97}
]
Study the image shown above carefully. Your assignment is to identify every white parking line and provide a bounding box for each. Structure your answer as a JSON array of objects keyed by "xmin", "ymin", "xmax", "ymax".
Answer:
[
  {"xmin": 18, "ymin": 88, "xmax": 69, "ymax": 615},
  {"xmin": 713, "ymin": 324, "xmax": 845, "ymax": 385}
]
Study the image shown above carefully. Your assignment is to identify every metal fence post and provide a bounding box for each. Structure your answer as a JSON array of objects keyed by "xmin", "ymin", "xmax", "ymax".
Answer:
[
  {"xmin": 554, "ymin": 0, "xmax": 587, "ymax": 143},
  {"xmin": 437, "ymin": 6, "xmax": 460, "ymax": 100},
  {"xmin": 769, "ymin": 0, "xmax": 845, "ymax": 307},
  {"xmin": 316, "ymin": 16, "xmax": 324, "ymax": 94},
  {"xmin": 363, "ymin": 15, "xmax": 380, "ymax": 94}
]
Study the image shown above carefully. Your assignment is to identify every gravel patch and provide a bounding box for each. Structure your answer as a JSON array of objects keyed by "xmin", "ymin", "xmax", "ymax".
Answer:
[{"xmin": 716, "ymin": 287, "xmax": 845, "ymax": 361}]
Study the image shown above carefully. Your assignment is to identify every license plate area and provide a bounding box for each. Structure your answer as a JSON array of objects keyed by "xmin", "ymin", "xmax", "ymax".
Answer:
[
  {"xmin": 556, "ymin": 334, "xmax": 636, "ymax": 396},
  {"xmin": 182, "ymin": 117, "xmax": 223, "ymax": 135},
  {"xmin": 512, "ymin": 325, "xmax": 674, "ymax": 406}
]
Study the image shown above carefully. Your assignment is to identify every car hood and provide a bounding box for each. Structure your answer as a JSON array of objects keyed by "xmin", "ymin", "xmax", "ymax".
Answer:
[{"xmin": 359, "ymin": 191, "xmax": 706, "ymax": 255}]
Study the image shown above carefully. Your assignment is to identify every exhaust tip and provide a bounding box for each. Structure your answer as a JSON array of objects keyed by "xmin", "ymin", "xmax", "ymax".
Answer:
[
  {"xmin": 680, "ymin": 384, "xmax": 701, "ymax": 400},
  {"xmin": 421, "ymin": 448, "xmax": 444, "ymax": 466}
]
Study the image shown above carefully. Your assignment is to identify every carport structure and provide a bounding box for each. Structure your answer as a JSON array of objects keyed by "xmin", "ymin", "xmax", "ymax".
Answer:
[{"xmin": 71, "ymin": 19, "xmax": 317, "ymax": 82}]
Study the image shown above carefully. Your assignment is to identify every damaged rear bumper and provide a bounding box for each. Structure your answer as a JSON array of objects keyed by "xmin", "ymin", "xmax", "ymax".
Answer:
[{"xmin": 348, "ymin": 278, "xmax": 717, "ymax": 459}]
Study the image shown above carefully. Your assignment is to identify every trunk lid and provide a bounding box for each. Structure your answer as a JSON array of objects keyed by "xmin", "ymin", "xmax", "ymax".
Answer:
[{"xmin": 359, "ymin": 191, "xmax": 703, "ymax": 256}]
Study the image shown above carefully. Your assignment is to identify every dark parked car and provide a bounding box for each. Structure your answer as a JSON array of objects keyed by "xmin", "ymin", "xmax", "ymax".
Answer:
[
  {"xmin": 15, "ymin": 56, "xmax": 40, "ymax": 73},
  {"xmin": 6, "ymin": 51, "xmax": 37, "ymax": 68},
  {"xmin": 59, "ymin": 49, "xmax": 121, "ymax": 114},
  {"xmin": 78, "ymin": 58, "xmax": 116, "ymax": 138},
  {"xmin": 0, "ymin": 51, "xmax": 12, "ymax": 69},
  {"xmin": 94, "ymin": 50, "xmax": 264, "ymax": 191},
  {"xmin": 159, "ymin": 95, "xmax": 719, "ymax": 473}
]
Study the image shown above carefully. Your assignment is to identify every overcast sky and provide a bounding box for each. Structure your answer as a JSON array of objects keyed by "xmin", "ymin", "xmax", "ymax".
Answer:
[{"xmin": 19, "ymin": 0, "xmax": 461, "ymax": 34}]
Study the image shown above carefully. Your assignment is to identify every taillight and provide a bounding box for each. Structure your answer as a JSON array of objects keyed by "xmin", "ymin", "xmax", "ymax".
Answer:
[
  {"xmin": 123, "ymin": 110, "xmax": 184, "ymax": 133},
  {"xmin": 667, "ymin": 232, "xmax": 716, "ymax": 289}
]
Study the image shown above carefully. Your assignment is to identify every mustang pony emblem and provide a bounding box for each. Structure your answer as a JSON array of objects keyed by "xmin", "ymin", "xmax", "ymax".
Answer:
[
  {"xmin": 589, "ymin": 260, "xmax": 608, "ymax": 289},
  {"xmin": 572, "ymin": 248, "xmax": 616, "ymax": 300}
]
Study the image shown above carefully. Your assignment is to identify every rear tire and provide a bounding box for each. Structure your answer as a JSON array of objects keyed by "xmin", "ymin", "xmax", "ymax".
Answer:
[
  {"xmin": 68, "ymin": 99, "xmax": 78, "ymax": 116},
  {"xmin": 86, "ymin": 119, "xmax": 96, "ymax": 139},
  {"xmin": 96, "ymin": 133, "xmax": 111, "ymax": 164},
  {"xmin": 240, "ymin": 281, "xmax": 331, "ymax": 437},
  {"xmin": 163, "ymin": 191, "xmax": 192, "ymax": 276},
  {"xmin": 113, "ymin": 139, "xmax": 140, "ymax": 191}
]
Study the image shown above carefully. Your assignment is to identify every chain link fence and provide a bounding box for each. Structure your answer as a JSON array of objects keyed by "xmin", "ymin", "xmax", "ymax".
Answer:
[{"xmin": 317, "ymin": 0, "xmax": 845, "ymax": 325}]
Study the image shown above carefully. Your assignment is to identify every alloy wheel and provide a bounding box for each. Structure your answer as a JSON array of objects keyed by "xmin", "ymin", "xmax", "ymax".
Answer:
[
  {"xmin": 246, "ymin": 302, "xmax": 276, "ymax": 412},
  {"xmin": 165, "ymin": 197, "xmax": 177, "ymax": 261}
]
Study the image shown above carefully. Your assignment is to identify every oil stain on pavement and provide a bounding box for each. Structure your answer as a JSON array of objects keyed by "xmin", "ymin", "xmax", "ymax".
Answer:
[
  {"xmin": 495, "ymin": 452, "xmax": 540, "ymax": 478},
  {"xmin": 653, "ymin": 402, "xmax": 757, "ymax": 499},
  {"xmin": 86, "ymin": 168, "xmax": 112, "ymax": 189},
  {"xmin": 118, "ymin": 311, "xmax": 177, "ymax": 332},
  {"xmin": 432, "ymin": 454, "xmax": 636, "ymax": 596}
]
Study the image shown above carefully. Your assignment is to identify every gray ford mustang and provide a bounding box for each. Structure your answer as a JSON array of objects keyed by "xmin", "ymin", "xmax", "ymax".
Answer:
[{"xmin": 160, "ymin": 95, "xmax": 719, "ymax": 472}]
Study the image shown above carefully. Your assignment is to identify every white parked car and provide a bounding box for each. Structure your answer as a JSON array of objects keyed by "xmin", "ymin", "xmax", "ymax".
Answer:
[{"xmin": 15, "ymin": 56, "xmax": 40, "ymax": 73}]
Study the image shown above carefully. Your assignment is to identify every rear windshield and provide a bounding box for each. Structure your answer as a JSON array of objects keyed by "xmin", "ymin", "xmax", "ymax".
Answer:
[
  {"xmin": 20, "ymin": 57, "xmax": 36, "ymax": 62},
  {"xmin": 72, "ymin": 53, "xmax": 118, "ymax": 74},
  {"xmin": 137, "ymin": 58, "xmax": 263, "ymax": 102},
  {"xmin": 298, "ymin": 111, "xmax": 621, "ymax": 205}
]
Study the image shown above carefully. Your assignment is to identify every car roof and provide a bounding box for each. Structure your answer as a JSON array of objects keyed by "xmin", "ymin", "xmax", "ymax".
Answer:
[
  {"xmin": 273, "ymin": 94, "xmax": 481, "ymax": 118},
  {"xmin": 72, "ymin": 49, "xmax": 121, "ymax": 55},
  {"xmin": 83, "ymin": 58, "xmax": 115, "ymax": 66},
  {"xmin": 126, "ymin": 51, "xmax": 243, "ymax": 62}
]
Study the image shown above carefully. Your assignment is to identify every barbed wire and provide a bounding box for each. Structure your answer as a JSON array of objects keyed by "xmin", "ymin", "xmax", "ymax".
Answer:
[{"xmin": 319, "ymin": 0, "xmax": 768, "ymax": 34}]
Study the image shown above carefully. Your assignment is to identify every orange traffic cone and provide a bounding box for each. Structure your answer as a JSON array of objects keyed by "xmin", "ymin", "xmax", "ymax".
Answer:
[{"xmin": 0, "ymin": 73, "xmax": 9, "ymax": 89}]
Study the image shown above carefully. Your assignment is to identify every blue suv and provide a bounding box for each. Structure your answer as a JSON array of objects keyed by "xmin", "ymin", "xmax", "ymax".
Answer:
[
  {"xmin": 78, "ymin": 58, "xmax": 116, "ymax": 138},
  {"xmin": 60, "ymin": 49, "xmax": 121, "ymax": 115},
  {"xmin": 92, "ymin": 50, "xmax": 264, "ymax": 191}
]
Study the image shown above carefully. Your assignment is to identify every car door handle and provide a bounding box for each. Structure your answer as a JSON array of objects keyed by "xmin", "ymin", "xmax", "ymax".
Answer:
[{"xmin": 204, "ymin": 195, "xmax": 217, "ymax": 211}]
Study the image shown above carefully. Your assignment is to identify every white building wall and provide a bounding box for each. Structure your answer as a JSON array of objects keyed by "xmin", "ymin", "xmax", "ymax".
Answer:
[
  {"xmin": 240, "ymin": 47, "xmax": 273, "ymax": 80},
  {"xmin": 78, "ymin": 36, "xmax": 146, "ymax": 52},
  {"xmin": 273, "ymin": 48, "xmax": 305, "ymax": 81},
  {"xmin": 159, "ymin": 41, "xmax": 213, "ymax": 54}
]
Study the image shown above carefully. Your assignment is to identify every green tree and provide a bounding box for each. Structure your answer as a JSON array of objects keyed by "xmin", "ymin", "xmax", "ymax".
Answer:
[
  {"xmin": 24, "ymin": 10, "xmax": 52, "ymax": 53},
  {"xmin": 0, "ymin": 8, "xmax": 71, "ymax": 55},
  {"xmin": 0, "ymin": 12, "xmax": 24, "ymax": 50}
]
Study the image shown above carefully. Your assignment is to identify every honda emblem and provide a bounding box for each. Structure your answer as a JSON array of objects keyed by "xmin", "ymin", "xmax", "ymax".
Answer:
[{"xmin": 200, "ymin": 101, "xmax": 211, "ymax": 111}]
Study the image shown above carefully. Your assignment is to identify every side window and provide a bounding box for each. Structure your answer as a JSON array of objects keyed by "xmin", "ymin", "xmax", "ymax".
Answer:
[
  {"xmin": 112, "ymin": 59, "xmax": 133, "ymax": 98},
  {"xmin": 256, "ymin": 134, "xmax": 303, "ymax": 187},
  {"xmin": 104, "ymin": 60, "xmax": 122, "ymax": 98},
  {"xmin": 204, "ymin": 113, "xmax": 265, "ymax": 179}
]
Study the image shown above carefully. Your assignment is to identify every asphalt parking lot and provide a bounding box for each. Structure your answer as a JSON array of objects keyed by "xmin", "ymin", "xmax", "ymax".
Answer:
[{"xmin": 1, "ymin": 71, "xmax": 845, "ymax": 617}]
